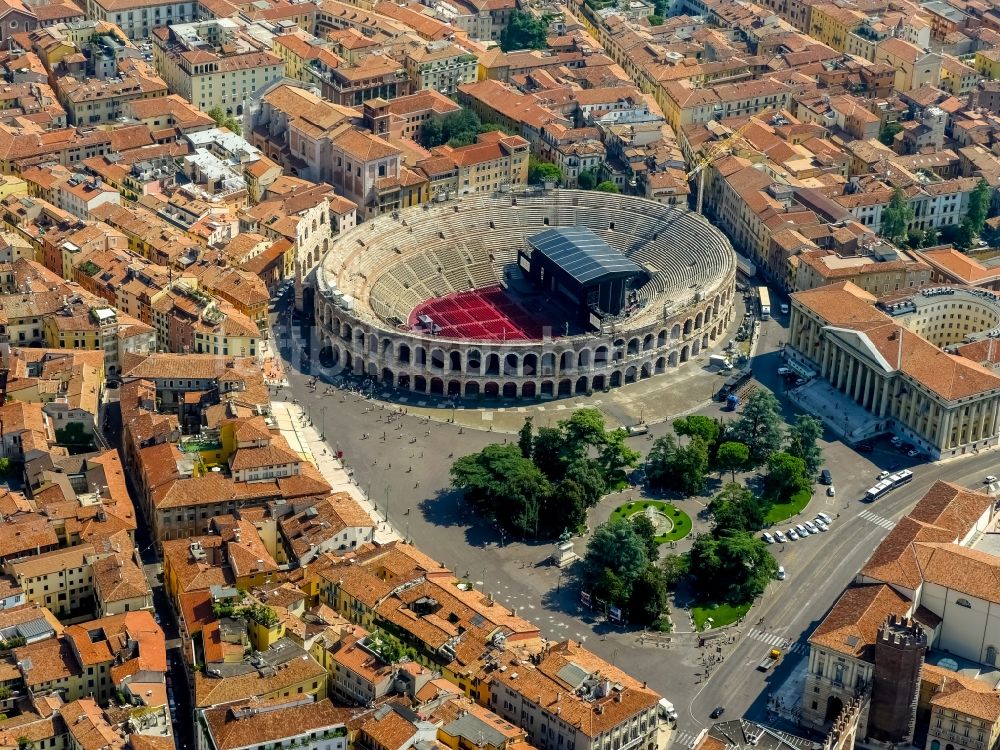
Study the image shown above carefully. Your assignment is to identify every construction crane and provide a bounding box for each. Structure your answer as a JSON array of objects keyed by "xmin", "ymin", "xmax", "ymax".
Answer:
[{"xmin": 686, "ymin": 107, "xmax": 773, "ymax": 214}]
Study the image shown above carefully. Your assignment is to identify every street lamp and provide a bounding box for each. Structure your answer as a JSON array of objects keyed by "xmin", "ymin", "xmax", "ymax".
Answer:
[{"xmin": 320, "ymin": 406, "xmax": 327, "ymax": 440}]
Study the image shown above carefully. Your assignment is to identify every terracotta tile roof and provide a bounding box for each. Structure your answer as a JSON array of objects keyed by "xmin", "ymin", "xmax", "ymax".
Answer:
[
  {"xmin": 203, "ymin": 697, "xmax": 346, "ymax": 750},
  {"xmin": 92, "ymin": 554, "xmax": 151, "ymax": 605},
  {"xmin": 14, "ymin": 636, "xmax": 80, "ymax": 686},
  {"xmin": 930, "ymin": 673, "xmax": 1000, "ymax": 721},
  {"xmin": 61, "ymin": 699, "xmax": 125, "ymax": 750},
  {"xmin": 808, "ymin": 584, "xmax": 912, "ymax": 659},
  {"xmin": 193, "ymin": 648, "xmax": 327, "ymax": 707}
]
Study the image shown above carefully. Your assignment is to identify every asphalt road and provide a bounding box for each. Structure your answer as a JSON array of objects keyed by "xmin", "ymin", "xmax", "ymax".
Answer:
[{"xmin": 273, "ymin": 291, "xmax": 1000, "ymax": 742}]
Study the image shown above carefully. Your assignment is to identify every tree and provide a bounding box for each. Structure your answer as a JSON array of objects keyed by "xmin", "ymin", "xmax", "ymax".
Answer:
[
  {"xmin": 923, "ymin": 225, "xmax": 940, "ymax": 247},
  {"xmin": 578, "ymin": 167, "xmax": 599, "ymax": 190},
  {"xmin": 966, "ymin": 178, "xmax": 992, "ymax": 238},
  {"xmin": 879, "ymin": 121, "xmax": 902, "ymax": 147},
  {"xmin": 647, "ymin": 13, "xmax": 664, "ymax": 24},
  {"xmin": 786, "ymin": 413, "xmax": 823, "ymax": 476},
  {"xmin": 659, "ymin": 553, "xmax": 689, "ymax": 589},
  {"xmin": 670, "ymin": 436, "xmax": 709, "ymax": 495},
  {"xmin": 592, "ymin": 567, "xmax": 629, "ymax": 607},
  {"xmin": 562, "ymin": 409, "xmax": 607, "ymax": 457},
  {"xmin": 630, "ymin": 514, "xmax": 661, "ymax": 562},
  {"xmin": 731, "ymin": 390, "xmax": 783, "ymax": 467},
  {"xmin": 564, "ymin": 459, "xmax": 606, "ymax": 508},
  {"xmin": 645, "ymin": 434, "xmax": 677, "ymax": 490},
  {"xmin": 716, "ymin": 441, "xmax": 749, "ymax": 481},
  {"xmin": 584, "ymin": 518, "xmax": 649, "ymax": 592},
  {"xmin": 598, "ymin": 428, "xmax": 640, "ymax": 489},
  {"xmin": 596, "ymin": 181, "xmax": 620, "ymax": 193},
  {"xmin": 550, "ymin": 478, "xmax": 589, "ymax": 534},
  {"xmin": 499, "ymin": 9, "xmax": 549, "ymax": 51},
  {"xmin": 518, "ymin": 417, "xmax": 534, "ymax": 459},
  {"xmin": 673, "ymin": 415, "xmax": 720, "ymax": 447},
  {"xmin": 880, "ymin": 187, "xmax": 914, "ymax": 244},
  {"xmin": 763, "ymin": 451, "xmax": 811, "ymax": 502},
  {"xmin": 709, "ymin": 483, "xmax": 766, "ymax": 536},
  {"xmin": 532, "ymin": 426, "xmax": 566, "ymax": 480},
  {"xmin": 207, "ymin": 106, "xmax": 241, "ymax": 135},
  {"xmin": 450, "ymin": 444, "xmax": 552, "ymax": 536},
  {"xmin": 528, "ymin": 156, "xmax": 562, "ymax": 185},
  {"xmin": 689, "ymin": 532, "xmax": 778, "ymax": 604},
  {"xmin": 419, "ymin": 109, "xmax": 487, "ymax": 148},
  {"xmin": 628, "ymin": 564, "xmax": 668, "ymax": 625},
  {"xmin": 418, "ymin": 115, "xmax": 443, "ymax": 148}
]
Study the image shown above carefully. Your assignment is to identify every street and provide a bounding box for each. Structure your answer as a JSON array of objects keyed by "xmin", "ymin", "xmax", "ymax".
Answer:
[{"xmin": 257, "ymin": 291, "xmax": 1000, "ymax": 741}]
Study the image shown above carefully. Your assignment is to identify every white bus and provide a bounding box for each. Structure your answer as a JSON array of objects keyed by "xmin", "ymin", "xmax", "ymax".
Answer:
[
  {"xmin": 865, "ymin": 480, "xmax": 894, "ymax": 502},
  {"xmin": 758, "ymin": 287, "xmax": 771, "ymax": 320}
]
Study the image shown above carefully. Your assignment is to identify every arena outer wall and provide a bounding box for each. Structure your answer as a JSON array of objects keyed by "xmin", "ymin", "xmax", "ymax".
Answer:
[{"xmin": 314, "ymin": 190, "xmax": 738, "ymax": 400}]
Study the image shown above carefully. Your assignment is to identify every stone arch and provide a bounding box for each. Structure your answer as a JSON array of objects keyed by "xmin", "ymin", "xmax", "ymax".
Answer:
[
  {"xmin": 592, "ymin": 374, "xmax": 606, "ymax": 390},
  {"xmin": 680, "ymin": 345, "xmax": 690, "ymax": 363},
  {"xmin": 467, "ymin": 349, "xmax": 482, "ymax": 374},
  {"xmin": 381, "ymin": 338, "xmax": 393, "ymax": 359},
  {"xmin": 465, "ymin": 381, "xmax": 480, "ymax": 397},
  {"xmin": 398, "ymin": 373, "xmax": 410, "ymax": 390},
  {"xmin": 713, "ymin": 295, "xmax": 721, "ymax": 315},
  {"xmin": 627, "ymin": 338, "xmax": 640, "ymax": 356},
  {"xmin": 610, "ymin": 370, "xmax": 622, "ymax": 387},
  {"xmin": 692, "ymin": 339, "xmax": 702, "ymax": 356},
  {"xmin": 655, "ymin": 356, "xmax": 665, "ymax": 374},
  {"xmin": 578, "ymin": 349, "xmax": 592, "ymax": 369},
  {"xmin": 642, "ymin": 334, "xmax": 654, "ymax": 351},
  {"xmin": 558, "ymin": 378, "xmax": 572, "ymax": 396},
  {"xmin": 367, "ymin": 361, "xmax": 377, "ymax": 378},
  {"xmin": 382, "ymin": 368, "xmax": 394, "ymax": 385},
  {"xmin": 430, "ymin": 348, "xmax": 445, "ymax": 371},
  {"xmin": 398, "ymin": 343, "xmax": 411, "ymax": 365},
  {"xmin": 447, "ymin": 380, "xmax": 461, "ymax": 396},
  {"xmin": 449, "ymin": 351, "xmax": 462, "ymax": 372},
  {"xmin": 505, "ymin": 353, "xmax": 519, "ymax": 376},
  {"xmin": 625, "ymin": 366, "xmax": 637, "ymax": 384},
  {"xmin": 502, "ymin": 382, "xmax": 517, "ymax": 399},
  {"xmin": 414, "ymin": 346, "xmax": 426, "ymax": 367},
  {"xmin": 414, "ymin": 375, "xmax": 427, "ymax": 393},
  {"xmin": 484, "ymin": 381, "xmax": 500, "ymax": 398},
  {"xmin": 369, "ymin": 335, "xmax": 378, "ymax": 354},
  {"xmin": 594, "ymin": 346, "xmax": 609, "ymax": 367},
  {"xmin": 683, "ymin": 318, "xmax": 693, "ymax": 335},
  {"xmin": 345, "ymin": 351, "xmax": 353, "ymax": 371},
  {"xmin": 657, "ymin": 330, "xmax": 667, "ymax": 347},
  {"xmin": 671, "ymin": 323, "xmax": 681, "ymax": 339},
  {"xmin": 641, "ymin": 362, "xmax": 652, "ymax": 379},
  {"xmin": 930, "ymin": 742, "xmax": 939, "ymax": 750},
  {"xmin": 541, "ymin": 352, "xmax": 556, "ymax": 376},
  {"xmin": 702, "ymin": 334, "xmax": 709, "ymax": 349},
  {"xmin": 522, "ymin": 381, "xmax": 536, "ymax": 399},
  {"xmin": 575, "ymin": 376, "xmax": 588, "ymax": 394},
  {"xmin": 430, "ymin": 377, "xmax": 444, "ymax": 395},
  {"xmin": 523, "ymin": 353, "xmax": 538, "ymax": 377},
  {"xmin": 541, "ymin": 380, "xmax": 554, "ymax": 397},
  {"xmin": 485, "ymin": 353, "xmax": 500, "ymax": 376},
  {"xmin": 354, "ymin": 329, "xmax": 365, "ymax": 351},
  {"xmin": 341, "ymin": 322, "xmax": 352, "ymax": 341},
  {"xmin": 560, "ymin": 351, "xmax": 574, "ymax": 373}
]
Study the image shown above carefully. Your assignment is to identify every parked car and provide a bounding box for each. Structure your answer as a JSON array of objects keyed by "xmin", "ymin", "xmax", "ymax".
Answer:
[
  {"xmin": 878, "ymin": 471, "xmax": 891, "ymax": 480},
  {"xmin": 787, "ymin": 529, "xmax": 799, "ymax": 541},
  {"xmin": 907, "ymin": 449, "xmax": 920, "ymax": 457},
  {"xmin": 826, "ymin": 485, "xmax": 836, "ymax": 497},
  {"xmin": 987, "ymin": 475, "xmax": 998, "ymax": 484},
  {"xmin": 820, "ymin": 468, "xmax": 833, "ymax": 485},
  {"xmin": 817, "ymin": 512, "xmax": 833, "ymax": 525},
  {"xmin": 774, "ymin": 530, "xmax": 787, "ymax": 543},
  {"xmin": 795, "ymin": 524, "xmax": 809, "ymax": 537},
  {"xmin": 710, "ymin": 707, "xmax": 725, "ymax": 719},
  {"xmin": 776, "ymin": 566, "xmax": 786, "ymax": 580},
  {"xmin": 856, "ymin": 442, "xmax": 874, "ymax": 453},
  {"xmin": 814, "ymin": 520, "xmax": 828, "ymax": 532},
  {"xmin": 890, "ymin": 436, "xmax": 903, "ymax": 447},
  {"xmin": 780, "ymin": 304, "xmax": 789, "ymax": 315},
  {"xmin": 777, "ymin": 367, "xmax": 791, "ymax": 376},
  {"xmin": 804, "ymin": 521, "xmax": 818, "ymax": 534},
  {"xmin": 762, "ymin": 532, "xmax": 775, "ymax": 544}
]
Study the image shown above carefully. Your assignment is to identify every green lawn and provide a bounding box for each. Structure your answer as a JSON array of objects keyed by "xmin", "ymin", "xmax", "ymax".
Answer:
[
  {"xmin": 764, "ymin": 488, "xmax": 812, "ymax": 525},
  {"xmin": 691, "ymin": 601, "xmax": 751, "ymax": 631},
  {"xmin": 609, "ymin": 500, "xmax": 692, "ymax": 542}
]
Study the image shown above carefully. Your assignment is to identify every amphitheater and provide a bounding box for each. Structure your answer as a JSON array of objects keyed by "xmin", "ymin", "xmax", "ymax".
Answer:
[{"xmin": 315, "ymin": 190, "xmax": 737, "ymax": 400}]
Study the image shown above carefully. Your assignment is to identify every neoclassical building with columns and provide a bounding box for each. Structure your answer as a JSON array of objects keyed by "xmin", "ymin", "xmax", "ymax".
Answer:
[{"xmin": 786, "ymin": 282, "xmax": 1000, "ymax": 459}]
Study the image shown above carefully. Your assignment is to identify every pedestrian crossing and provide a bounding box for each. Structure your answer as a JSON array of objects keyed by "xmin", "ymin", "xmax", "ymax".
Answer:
[
  {"xmin": 859, "ymin": 509, "xmax": 895, "ymax": 530},
  {"xmin": 672, "ymin": 731, "xmax": 700, "ymax": 748},
  {"xmin": 746, "ymin": 628, "xmax": 806, "ymax": 654}
]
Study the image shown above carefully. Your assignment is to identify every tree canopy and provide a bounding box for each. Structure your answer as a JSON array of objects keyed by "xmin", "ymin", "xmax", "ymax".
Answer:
[
  {"xmin": 763, "ymin": 451, "xmax": 811, "ymax": 502},
  {"xmin": 578, "ymin": 168, "xmax": 599, "ymax": 190},
  {"xmin": 689, "ymin": 532, "xmax": 778, "ymax": 603},
  {"xmin": 716, "ymin": 441, "xmax": 749, "ymax": 481},
  {"xmin": 499, "ymin": 10, "xmax": 549, "ymax": 51},
  {"xmin": 966, "ymin": 178, "xmax": 992, "ymax": 238},
  {"xmin": 645, "ymin": 434, "xmax": 709, "ymax": 495},
  {"xmin": 878, "ymin": 121, "xmax": 902, "ymax": 147},
  {"xmin": 528, "ymin": 156, "xmax": 562, "ymax": 185},
  {"xmin": 708, "ymin": 483, "xmax": 766, "ymax": 536},
  {"xmin": 730, "ymin": 390, "xmax": 783, "ymax": 467},
  {"xmin": 207, "ymin": 106, "xmax": 242, "ymax": 135},
  {"xmin": 451, "ymin": 409, "xmax": 637, "ymax": 538},
  {"xmin": 786, "ymin": 413, "xmax": 823, "ymax": 476},
  {"xmin": 880, "ymin": 187, "xmax": 913, "ymax": 244},
  {"xmin": 418, "ymin": 109, "xmax": 501, "ymax": 149},
  {"xmin": 596, "ymin": 181, "xmax": 620, "ymax": 193}
]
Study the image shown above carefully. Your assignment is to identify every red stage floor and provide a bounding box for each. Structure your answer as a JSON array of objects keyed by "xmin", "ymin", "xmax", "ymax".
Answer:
[{"xmin": 410, "ymin": 286, "xmax": 552, "ymax": 341}]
